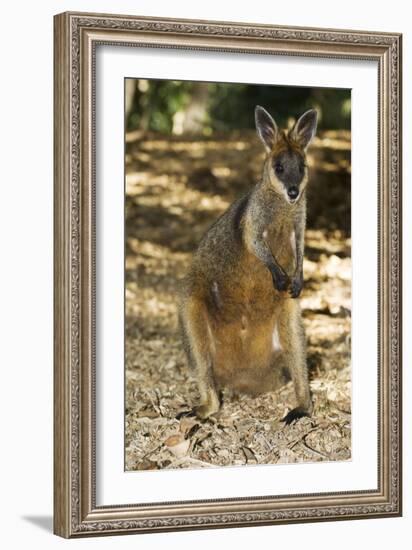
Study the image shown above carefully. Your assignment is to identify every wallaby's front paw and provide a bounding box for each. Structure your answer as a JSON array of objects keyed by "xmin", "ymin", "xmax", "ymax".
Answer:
[
  {"xmin": 289, "ymin": 274, "xmax": 303, "ymax": 298},
  {"xmin": 271, "ymin": 269, "xmax": 289, "ymax": 292}
]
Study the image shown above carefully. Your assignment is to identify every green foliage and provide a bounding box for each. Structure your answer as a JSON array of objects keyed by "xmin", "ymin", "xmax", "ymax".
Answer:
[
  {"xmin": 126, "ymin": 79, "xmax": 351, "ymax": 134},
  {"xmin": 128, "ymin": 80, "xmax": 192, "ymax": 133}
]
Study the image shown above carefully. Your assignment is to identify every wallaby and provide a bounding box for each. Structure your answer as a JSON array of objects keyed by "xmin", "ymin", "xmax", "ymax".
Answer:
[{"xmin": 179, "ymin": 106, "xmax": 318, "ymax": 425}]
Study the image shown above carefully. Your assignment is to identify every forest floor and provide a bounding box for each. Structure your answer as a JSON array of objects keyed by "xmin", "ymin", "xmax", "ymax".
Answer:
[{"xmin": 124, "ymin": 129, "xmax": 352, "ymax": 471}]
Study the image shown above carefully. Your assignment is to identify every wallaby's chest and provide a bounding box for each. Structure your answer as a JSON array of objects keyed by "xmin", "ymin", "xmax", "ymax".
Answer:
[
  {"xmin": 210, "ymin": 241, "xmax": 293, "ymax": 324},
  {"xmin": 202, "ymin": 207, "xmax": 299, "ymax": 324}
]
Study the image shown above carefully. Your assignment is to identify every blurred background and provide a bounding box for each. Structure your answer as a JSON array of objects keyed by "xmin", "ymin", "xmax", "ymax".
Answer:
[
  {"xmin": 126, "ymin": 79, "xmax": 351, "ymax": 134},
  {"xmin": 125, "ymin": 79, "xmax": 352, "ymax": 472}
]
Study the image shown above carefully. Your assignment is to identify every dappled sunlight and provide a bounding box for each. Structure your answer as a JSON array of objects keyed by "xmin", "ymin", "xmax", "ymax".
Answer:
[
  {"xmin": 124, "ymin": 128, "xmax": 352, "ymax": 471},
  {"xmin": 128, "ymin": 134, "xmax": 250, "ymax": 151}
]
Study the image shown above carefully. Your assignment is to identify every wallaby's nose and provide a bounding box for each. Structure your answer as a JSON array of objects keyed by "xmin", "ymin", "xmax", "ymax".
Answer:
[{"xmin": 288, "ymin": 186, "xmax": 299, "ymax": 200}]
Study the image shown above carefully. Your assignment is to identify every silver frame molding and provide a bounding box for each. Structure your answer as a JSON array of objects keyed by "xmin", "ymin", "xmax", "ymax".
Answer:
[{"xmin": 54, "ymin": 11, "xmax": 402, "ymax": 538}]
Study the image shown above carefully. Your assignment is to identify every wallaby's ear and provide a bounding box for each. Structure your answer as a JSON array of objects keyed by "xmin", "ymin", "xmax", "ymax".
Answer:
[
  {"xmin": 290, "ymin": 109, "xmax": 318, "ymax": 149},
  {"xmin": 255, "ymin": 106, "xmax": 278, "ymax": 152}
]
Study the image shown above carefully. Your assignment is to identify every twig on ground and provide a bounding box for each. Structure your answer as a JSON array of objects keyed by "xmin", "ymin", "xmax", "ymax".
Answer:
[{"xmin": 288, "ymin": 426, "xmax": 319, "ymax": 451}]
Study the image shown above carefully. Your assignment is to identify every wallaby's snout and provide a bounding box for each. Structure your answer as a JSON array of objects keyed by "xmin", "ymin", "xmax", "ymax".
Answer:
[{"xmin": 287, "ymin": 185, "xmax": 299, "ymax": 201}]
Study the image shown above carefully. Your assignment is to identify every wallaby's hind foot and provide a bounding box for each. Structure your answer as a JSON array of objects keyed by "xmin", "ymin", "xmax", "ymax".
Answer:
[
  {"xmin": 282, "ymin": 406, "xmax": 310, "ymax": 425},
  {"xmin": 176, "ymin": 389, "xmax": 222, "ymax": 421},
  {"xmin": 193, "ymin": 402, "xmax": 219, "ymax": 420},
  {"xmin": 176, "ymin": 393, "xmax": 220, "ymax": 421},
  {"xmin": 193, "ymin": 382, "xmax": 220, "ymax": 419}
]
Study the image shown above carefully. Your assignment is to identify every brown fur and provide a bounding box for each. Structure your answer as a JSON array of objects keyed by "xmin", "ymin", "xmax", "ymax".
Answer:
[{"xmin": 179, "ymin": 107, "xmax": 317, "ymax": 421}]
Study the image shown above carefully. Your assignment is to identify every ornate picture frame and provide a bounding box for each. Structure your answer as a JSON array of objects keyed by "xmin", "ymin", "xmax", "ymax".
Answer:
[{"xmin": 53, "ymin": 11, "xmax": 402, "ymax": 538}]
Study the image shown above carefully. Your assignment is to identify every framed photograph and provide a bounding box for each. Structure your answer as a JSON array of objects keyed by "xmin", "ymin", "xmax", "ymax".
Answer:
[{"xmin": 53, "ymin": 11, "xmax": 402, "ymax": 538}]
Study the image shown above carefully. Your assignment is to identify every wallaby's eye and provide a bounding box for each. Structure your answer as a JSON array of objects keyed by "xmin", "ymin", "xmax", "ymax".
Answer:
[
  {"xmin": 299, "ymin": 161, "xmax": 306, "ymax": 174},
  {"xmin": 274, "ymin": 161, "xmax": 284, "ymax": 174}
]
